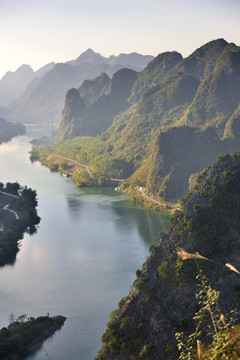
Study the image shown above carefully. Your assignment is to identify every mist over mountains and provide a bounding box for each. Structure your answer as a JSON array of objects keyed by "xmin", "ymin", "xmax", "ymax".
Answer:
[
  {"xmin": 48, "ymin": 38, "xmax": 240, "ymax": 203},
  {"xmin": 0, "ymin": 49, "xmax": 153, "ymax": 124},
  {"xmin": 3, "ymin": 38, "xmax": 240, "ymax": 204},
  {"xmin": 4, "ymin": 38, "xmax": 240, "ymax": 359},
  {"xmin": 0, "ymin": 62, "xmax": 55, "ymax": 109}
]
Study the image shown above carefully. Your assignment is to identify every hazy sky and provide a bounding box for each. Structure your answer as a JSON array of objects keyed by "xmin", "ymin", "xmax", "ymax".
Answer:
[{"xmin": 1, "ymin": 0, "xmax": 240, "ymax": 79}]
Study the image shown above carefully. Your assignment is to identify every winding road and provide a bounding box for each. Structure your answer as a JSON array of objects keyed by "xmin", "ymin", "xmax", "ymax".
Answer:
[
  {"xmin": 0, "ymin": 190, "xmax": 18, "ymax": 198},
  {"xmin": 3, "ymin": 204, "xmax": 19, "ymax": 220},
  {"xmin": 50, "ymin": 154, "xmax": 124, "ymax": 182},
  {"xmin": 50, "ymin": 154, "xmax": 92, "ymax": 176},
  {"xmin": 0, "ymin": 191, "xmax": 20, "ymax": 231},
  {"xmin": 137, "ymin": 188, "xmax": 180, "ymax": 210}
]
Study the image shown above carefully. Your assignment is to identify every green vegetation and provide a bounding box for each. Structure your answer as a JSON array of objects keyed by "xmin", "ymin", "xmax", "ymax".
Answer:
[
  {"xmin": 146, "ymin": 126, "xmax": 231, "ymax": 202},
  {"xmin": 96, "ymin": 152, "xmax": 240, "ymax": 359},
  {"xmin": 7, "ymin": 50, "xmax": 152, "ymax": 126},
  {"xmin": 97, "ymin": 291, "xmax": 148, "ymax": 360},
  {"xmin": 171, "ymin": 38, "xmax": 228, "ymax": 81},
  {"xmin": 129, "ymin": 51, "xmax": 183, "ymax": 104},
  {"xmin": 0, "ymin": 182, "xmax": 40, "ymax": 266},
  {"xmin": 170, "ymin": 153, "xmax": 240, "ymax": 258},
  {"xmin": 59, "ymin": 88, "xmax": 86, "ymax": 139},
  {"xmin": 184, "ymin": 43, "xmax": 240, "ymax": 132},
  {"xmin": 31, "ymin": 136, "xmax": 134, "ymax": 182},
  {"xmin": 60, "ymin": 68, "xmax": 138, "ymax": 139},
  {"xmin": 78, "ymin": 72, "xmax": 110, "ymax": 106},
  {"xmin": 176, "ymin": 271, "xmax": 240, "ymax": 360},
  {"xmin": 34, "ymin": 39, "xmax": 240, "ymax": 206},
  {"xmin": 0, "ymin": 314, "xmax": 66, "ymax": 359}
]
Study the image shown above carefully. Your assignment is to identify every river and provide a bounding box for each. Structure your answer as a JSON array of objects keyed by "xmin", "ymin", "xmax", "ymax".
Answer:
[{"xmin": 0, "ymin": 126, "xmax": 170, "ymax": 360}]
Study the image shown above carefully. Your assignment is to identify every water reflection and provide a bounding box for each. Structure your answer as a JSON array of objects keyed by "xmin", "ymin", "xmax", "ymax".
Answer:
[
  {"xmin": 112, "ymin": 206, "xmax": 169, "ymax": 245},
  {"xmin": 66, "ymin": 187, "xmax": 170, "ymax": 246},
  {"xmin": 0, "ymin": 131, "xmax": 170, "ymax": 360},
  {"xmin": 65, "ymin": 197, "xmax": 83, "ymax": 220}
]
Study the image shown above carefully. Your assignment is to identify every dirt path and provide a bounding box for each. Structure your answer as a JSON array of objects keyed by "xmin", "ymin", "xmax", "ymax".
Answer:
[
  {"xmin": 138, "ymin": 189, "xmax": 181, "ymax": 211},
  {"xmin": 0, "ymin": 191, "xmax": 19, "ymax": 198},
  {"xmin": 3, "ymin": 204, "xmax": 19, "ymax": 220},
  {"xmin": 138, "ymin": 189, "xmax": 162, "ymax": 205},
  {"xmin": 0, "ymin": 192, "xmax": 20, "ymax": 231},
  {"xmin": 49, "ymin": 154, "xmax": 92, "ymax": 176},
  {"xmin": 49, "ymin": 154, "xmax": 124, "ymax": 182}
]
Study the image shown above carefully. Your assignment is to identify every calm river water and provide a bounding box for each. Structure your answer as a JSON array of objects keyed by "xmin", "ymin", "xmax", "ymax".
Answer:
[{"xmin": 0, "ymin": 126, "xmax": 170, "ymax": 360}]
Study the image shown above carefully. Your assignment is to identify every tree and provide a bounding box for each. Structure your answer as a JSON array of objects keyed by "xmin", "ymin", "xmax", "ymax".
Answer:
[
  {"xmin": 5, "ymin": 182, "xmax": 20, "ymax": 195},
  {"xmin": 21, "ymin": 187, "xmax": 38, "ymax": 206}
]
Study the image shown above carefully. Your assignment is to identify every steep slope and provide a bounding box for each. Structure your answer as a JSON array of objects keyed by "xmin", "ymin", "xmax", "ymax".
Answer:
[
  {"xmin": 59, "ymin": 89, "xmax": 86, "ymax": 139},
  {"xmin": 183, "ymin": 42, "xmax": 240, "ymax": 133},
  {"xmin": 129, "ymin": 51, "xmax": 183, "ymax": 104},
  {"xmin": 60, "ymin": 68, "xmax": 138, "ymax": 138},
  {"xmin": 78, "ymin": 72, "xmax": 110, "ymax": 106},
  {"xmin": 129, "ymin": 39, "xmax": 227, "ymax": 106},
  {"xmin": 102, "ymin": 73, "xmax": 200, "ymax": 161},
  {"xmin": 97, "ymin": 153, "xmax": 240, "ymax": 359},
  {"xmin": 0, "ymin": 65, "xmax": 34, "ymax": 108},
  {"xmin": 172, "ymin": 38, "xmax": 228, "ymax": 81},
  {"xmin": 8, "ymin": 62, "xmax": 94, "ymax": 125},
  {"xmin": 7, "ymin": 50, "xmax": 153, "ymax": 125},
  {"xmin": 146, "ymin": 126, "xmax": 228, "ymax": 202},
  {"xmin": 34, "ymin": 39, "xmax": 240, "ymax": 206},
  {"xmin": 0, "ymin": 63, "xmax": 55, "ymax": 108},
  {"xmin": 223, "ymin": 104, "xmax": 240, "ymax": 140}
]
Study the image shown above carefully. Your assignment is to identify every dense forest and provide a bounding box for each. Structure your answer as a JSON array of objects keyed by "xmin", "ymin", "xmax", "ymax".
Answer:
[
  {"xmin": 7, "ymin": 37, "xmax": 239, "ymax": 359},
  {"xmin": 0, "ymin": 182, "xmax": 40, "ymax": 266},
  {"xmin": 0, "ymin": 314, "xmax": 66, "ymax": 359},
  {"xmin": 34, "ymin": 38, "xmax": 240, "ymax": 205},
  {"xmin": 96, "ymin": 152, "xmax": 240, "ymax": 359}
]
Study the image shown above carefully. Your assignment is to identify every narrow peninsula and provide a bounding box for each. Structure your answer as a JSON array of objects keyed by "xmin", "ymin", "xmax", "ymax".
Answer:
[
  {"xmin": 0, "ymin": 182, "xmax": 41, "ymax": 266},
  {"xmin": 0, "ymin": 314, "xmax": 66, "ymax": 360}
]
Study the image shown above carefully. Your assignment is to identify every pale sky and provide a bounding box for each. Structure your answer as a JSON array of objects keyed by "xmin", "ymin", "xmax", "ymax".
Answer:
[{"xmin": 1, "ymin": 0, "xmax": 240, "ymax": 79}]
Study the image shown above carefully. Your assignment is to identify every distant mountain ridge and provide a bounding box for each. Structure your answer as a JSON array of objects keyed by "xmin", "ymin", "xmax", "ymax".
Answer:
[
  {"xmin": 0, "ymin": 116, "xmax": 25, "ymax": 143},
  {"xmin": 0, "ymin": 62, "xmax": 55, "ymax": 109},
  {"xmin": 60, "ymin": 68, "xmax": 138, "ymax": 139},
  {"xmin": 5, "ymin": 49, "xmax": 154, "ymax": 125},
  {"xmin": 30, "ymin": 38, "xmax": 240, "ymax": 360},
  {"xmin": 51, "ymin": 38, "xmax": 240, "ymax": 203}
]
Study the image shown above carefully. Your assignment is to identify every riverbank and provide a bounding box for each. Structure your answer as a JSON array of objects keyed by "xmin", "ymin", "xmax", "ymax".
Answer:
[
  {"xmin": 121, "ymin": 185, "xmax": 180, "ymax": 213},
  {"xmin": 30, "ymin": 149, "xmax": 180, "ymax": 213},
  {"xmin": 0, "ymin": 130, "xmax": 170, "ymax": 360},
  {"xmin": 1, "ymin": 315, "xmax": 66, "ymax": 360}
]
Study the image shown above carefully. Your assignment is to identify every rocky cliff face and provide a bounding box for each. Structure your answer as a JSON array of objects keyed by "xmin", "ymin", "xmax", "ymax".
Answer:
[
  {"xmin": 59, "ymin": 68, "xmax": 138, "ymax": 139},
  {"xmin": 184, "ymin": 42, "xmax": 240, "ymax": 132},
  {"xmin": 146, "ymin": 126, "xmax": 233, "ymax": 202},
  {"xmin": 59, "ymin": 88, "xmax": 86, "ymax": 139},
  {"xmin": 97, "ymin": 153, "xmax": 240, "ymax": 359},
  {"xmin": 129, "ymin": 51, "xmax": 183, "ymax": 104}
]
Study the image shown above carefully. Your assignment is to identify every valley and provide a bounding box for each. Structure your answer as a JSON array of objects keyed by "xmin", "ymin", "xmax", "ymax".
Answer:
[
  {"xmin": 0, "ymin": 132, "xmax": 169, "ymax": 359},
  {"xmin": 1, "ymin": 36, "xmax": 240, "ymax": 359}
]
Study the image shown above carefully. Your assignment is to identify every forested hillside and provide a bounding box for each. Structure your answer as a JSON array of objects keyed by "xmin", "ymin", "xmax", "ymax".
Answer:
[
  {"xmin": 6, "ymin": 50, "xmax": 153, "ymax": 125},
  {"xmin": 60, "ymin": 68, "xmax": 138, "ymax": 138},
  {"xmin": 96, "ymin": 153, "xmax": 240, "ymax": 359},
  {"xmin": 35, "ymin": 38, "xmax": 240, "ymax": 204}
]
